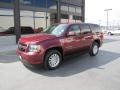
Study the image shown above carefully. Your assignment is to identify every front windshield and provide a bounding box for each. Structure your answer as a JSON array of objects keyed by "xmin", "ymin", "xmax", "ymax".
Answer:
[{"xmin": 45, "ymin": 24, "xmax": 68, "ymax": 36}]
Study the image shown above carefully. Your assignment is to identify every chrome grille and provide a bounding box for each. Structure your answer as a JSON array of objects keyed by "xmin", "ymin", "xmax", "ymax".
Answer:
[{"xmin": 18, "ymin": 42, "xmax": 27, "ymax": 52}]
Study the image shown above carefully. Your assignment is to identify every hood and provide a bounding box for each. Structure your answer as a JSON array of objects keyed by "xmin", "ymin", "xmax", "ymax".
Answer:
[{"xmin": 19, "ymin": 33, "xmax": 57, "ymax": 44}]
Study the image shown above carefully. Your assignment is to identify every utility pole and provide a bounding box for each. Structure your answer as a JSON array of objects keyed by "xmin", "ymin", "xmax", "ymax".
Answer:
[
  {"xmin": 14, "ymin": 0, "xmax": 21, "ymax": 44},
  {"xmin": 104, "ymin": 9, "xmax": 112, "ymax": 30}
]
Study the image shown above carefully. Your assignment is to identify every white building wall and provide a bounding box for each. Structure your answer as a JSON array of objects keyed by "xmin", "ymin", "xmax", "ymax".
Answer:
[
  {"xmin": 0, "ymin": 9, "xmax": 14, "ymax": 29},
  {"xmin": 0, "ymin": 9, "xmax": 50, "ymax": 30}
]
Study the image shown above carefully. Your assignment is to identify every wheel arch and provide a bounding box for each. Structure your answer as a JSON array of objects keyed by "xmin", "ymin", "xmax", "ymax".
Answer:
[
  {"xmin": 44, "ymin": 46, "xmax": 64, "ymax": 60},
  {"xmin": 94, "ymin": 39, "xmax": 101, "ymax": 47}
]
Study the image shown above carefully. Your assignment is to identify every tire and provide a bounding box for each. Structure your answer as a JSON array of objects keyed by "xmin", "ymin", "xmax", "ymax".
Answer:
[
  {"xmin": 44, "ymin": 50, "xmax": 62, "ymax": 70},
  {"xmin": 89, "ymin": 42, "xmax": 99, "ymax": 56},
  {"xmin": 108, "ymin": 32, "xmax": 113, "ymax": 35}
]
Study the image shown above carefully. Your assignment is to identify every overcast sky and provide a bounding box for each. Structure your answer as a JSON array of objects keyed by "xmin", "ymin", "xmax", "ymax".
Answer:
[{"xmin": 85, "ymin": 0, "xmax": 120, "ymax": 26}]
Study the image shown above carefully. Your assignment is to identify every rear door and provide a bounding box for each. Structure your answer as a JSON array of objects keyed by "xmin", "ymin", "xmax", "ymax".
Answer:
[
  {"xmin": 90, "ymin": 24, "xmax": 103, "ymax": 42},
  {"xmin": 80, "ymin": 24, "xmax": 93, "ymax": 49}
]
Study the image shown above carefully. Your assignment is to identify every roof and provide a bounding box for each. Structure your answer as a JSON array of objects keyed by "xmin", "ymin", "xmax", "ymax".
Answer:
[
  {"xmin": 53, "ymin": 22, "xmax": 99, "ymax": 26},
  {"xmin": 61, "ymin": 0, "xmax": 83, "ymax": 6}
]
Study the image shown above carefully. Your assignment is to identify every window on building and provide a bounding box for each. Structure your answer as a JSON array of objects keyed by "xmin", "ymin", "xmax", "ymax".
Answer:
[
  {"xmin": 61, "ymin": 14, "xmax": 69, "ymax": 19},
  {"xmin": 73, "ymin": 15, "xmax": 82, "ymax": 20}
]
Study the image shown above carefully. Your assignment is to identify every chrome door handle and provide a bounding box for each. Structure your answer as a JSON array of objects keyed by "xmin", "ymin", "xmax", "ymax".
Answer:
[{"xmin": 84, "ymin": 36, "xmax": 92, "ymax": 39}]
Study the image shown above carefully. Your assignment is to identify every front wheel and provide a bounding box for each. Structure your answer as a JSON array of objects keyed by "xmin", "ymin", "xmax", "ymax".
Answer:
[
  {"xmin": 89, "ymin": 42, "xmax": 99, "ymax": 56},
  {"xmin": 108, "ymin": 32, "xmax": 113, "ymax": 35},
  {"xmin": 44, "ymin": 50, "xmax": 62, "ymax": 70}
]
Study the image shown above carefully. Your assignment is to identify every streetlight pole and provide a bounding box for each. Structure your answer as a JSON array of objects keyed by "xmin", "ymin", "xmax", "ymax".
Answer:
[{"xmin": 104, "ymin": 9, "xmax": 112, "ymax": 30}]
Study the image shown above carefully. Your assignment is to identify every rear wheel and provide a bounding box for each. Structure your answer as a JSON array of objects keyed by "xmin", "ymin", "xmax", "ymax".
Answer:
[
  {"xmin": 108, "ymin": 32, "xmax": 113, "ymax": 35},
  {"xmin": 44, "ymin": 50, "xmax": 62, "ymax": 70},
  {"xmin": 89, "ymin": 42, "xmax": 99, "ymax": 56}
]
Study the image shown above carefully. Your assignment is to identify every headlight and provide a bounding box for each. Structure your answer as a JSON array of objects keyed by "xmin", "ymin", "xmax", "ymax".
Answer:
[{"xmin": 29, "ymin": 45, "xmax": 41, "ymax": 52}]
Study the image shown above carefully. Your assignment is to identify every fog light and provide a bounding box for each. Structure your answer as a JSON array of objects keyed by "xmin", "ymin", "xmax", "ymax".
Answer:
[{"xmin": 19, "ymin": 55, "xmax": 22, "ymax": 60}]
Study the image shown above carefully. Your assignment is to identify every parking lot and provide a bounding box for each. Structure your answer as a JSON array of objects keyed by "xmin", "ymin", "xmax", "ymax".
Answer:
[{"xmin": 0, "ymin": 35, "xmax": 120, "ymax": 90}]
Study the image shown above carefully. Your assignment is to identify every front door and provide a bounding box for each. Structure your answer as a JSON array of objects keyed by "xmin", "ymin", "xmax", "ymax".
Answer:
[{"xmin": 64, "ymin": 24, "xmax": 82, "ymax": 54}]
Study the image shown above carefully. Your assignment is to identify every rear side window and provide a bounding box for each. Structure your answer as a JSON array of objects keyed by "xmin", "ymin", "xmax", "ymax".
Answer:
[
  {"xmin": 69, "ymin": 24, "xmax": 80, "ymax": 35},
  {"xmin": 90, "ymin": 24, "xmax": 101, "ymax": 33},
  {"xmin": 80, "ymin": 24, "xmax": 91, "ymax": 34}
]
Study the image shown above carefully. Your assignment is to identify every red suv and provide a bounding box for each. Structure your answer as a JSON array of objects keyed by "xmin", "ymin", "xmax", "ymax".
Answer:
[{"xmin": 17, "ymin": 23, "xmax": 103, "ymax": 70}]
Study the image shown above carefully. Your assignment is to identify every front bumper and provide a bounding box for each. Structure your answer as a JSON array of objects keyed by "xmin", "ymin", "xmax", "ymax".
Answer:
[{"xmin": 17, "ymin": 49, "xmax": 44, "ymax": 65}]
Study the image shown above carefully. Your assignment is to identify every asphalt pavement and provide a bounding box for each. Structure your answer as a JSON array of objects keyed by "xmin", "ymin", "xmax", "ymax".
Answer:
[{"xmin": 0, "ymin": 35, "xmax": 120, "ymax": 90}]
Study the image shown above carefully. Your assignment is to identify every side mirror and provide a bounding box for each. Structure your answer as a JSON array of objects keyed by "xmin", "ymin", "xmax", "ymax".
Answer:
[{"xmin": 67, "ymin": 31, "xmax": 76, "ymax": 36}]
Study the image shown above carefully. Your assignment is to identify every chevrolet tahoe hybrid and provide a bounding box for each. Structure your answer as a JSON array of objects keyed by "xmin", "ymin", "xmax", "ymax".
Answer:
[{"xmin": 17, "ymin": 23, "xmax": 103, "ymax": 70}]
